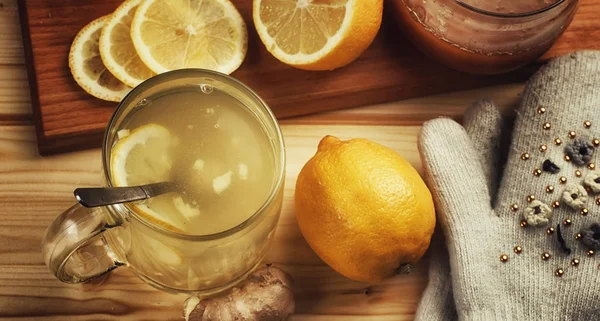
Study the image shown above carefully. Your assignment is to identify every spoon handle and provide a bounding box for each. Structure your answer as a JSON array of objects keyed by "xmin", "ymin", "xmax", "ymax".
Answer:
[{"xmin": 74, "ymin": 182, "xmax": 174, "ymax": 208}]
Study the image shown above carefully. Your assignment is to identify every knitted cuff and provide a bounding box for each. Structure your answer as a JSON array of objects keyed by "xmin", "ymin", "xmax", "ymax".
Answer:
[{"xmin": 414, "ymin": 232, "xmax": 457, "ymax": 321}]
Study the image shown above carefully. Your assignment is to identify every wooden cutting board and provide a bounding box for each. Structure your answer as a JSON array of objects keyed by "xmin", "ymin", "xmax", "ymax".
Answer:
[{"xmin": 18, "ymin": 0, "xmax": 600, "ymax": 155}]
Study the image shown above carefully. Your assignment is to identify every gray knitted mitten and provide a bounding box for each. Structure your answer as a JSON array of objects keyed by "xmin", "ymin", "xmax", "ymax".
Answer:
[
  {"xmin": 419, "ymin": 51, "xmax": 600, "ymax": 321},
  {"xmin": 414, "ymin": 233, "xmax": 457, "ymax": 321},
  {"xmin": 415, "ymin": 99, "xmax": 503, "ymax": 321}
]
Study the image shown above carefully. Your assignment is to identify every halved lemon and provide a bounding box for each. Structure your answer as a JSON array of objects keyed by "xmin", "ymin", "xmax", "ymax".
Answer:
[
  {"xmin": 110, "ymin": 123, "xmax": 187, "ymax": 232},
  {"xmin": 100, "ymin": 0, "xmax": 156, "ymax": 87},
  {"xmin": 253, "ymin": 0, "xmax": 383, "ymax": 70},
  {"xmin": 130, "ymin": 0, "xmax": 248, "ymax": 74},
  {"xmin": 69, "ymin": 16, "xmax": 131, "ymax": 102}
]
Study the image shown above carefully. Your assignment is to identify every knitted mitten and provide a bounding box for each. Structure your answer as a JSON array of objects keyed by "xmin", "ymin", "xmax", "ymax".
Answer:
[
  {"xmin": 414, "ymin": 233, "xmax": 457, "ymax": 321},
  {"xmin": 415, "ymin": 99, "xmax": 503, "ymax": 321},
  {"xmin": 419, "ymin": 51, "xmax": 600, "ymax": 320}
]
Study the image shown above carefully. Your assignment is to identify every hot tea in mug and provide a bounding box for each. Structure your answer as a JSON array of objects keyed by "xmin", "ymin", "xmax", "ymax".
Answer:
[{"xmin": 42, "ymin": 69, "xmax": 286, "ymax": 295}]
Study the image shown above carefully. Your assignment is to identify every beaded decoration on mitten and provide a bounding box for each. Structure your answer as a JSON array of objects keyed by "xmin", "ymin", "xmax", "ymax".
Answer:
[{"xmin": 419, "ymin": 51, "xmax": 600, "ymax": 321}]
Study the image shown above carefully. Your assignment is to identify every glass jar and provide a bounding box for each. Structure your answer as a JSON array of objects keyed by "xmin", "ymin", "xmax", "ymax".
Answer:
[{"xmin": 390, "ymin": 0, "xmax": 579, "ymax": 74}]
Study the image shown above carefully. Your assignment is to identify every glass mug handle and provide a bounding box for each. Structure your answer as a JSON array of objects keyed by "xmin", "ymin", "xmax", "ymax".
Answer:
[{"xmin": 42, "ymin": 203, "xmax": 124, "ymax": 283}]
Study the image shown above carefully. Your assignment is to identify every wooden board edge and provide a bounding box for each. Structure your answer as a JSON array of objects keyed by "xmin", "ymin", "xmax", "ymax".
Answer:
[
  {"xmin": 33, "ymin": 65, "xmax": 540, "ymax": 155},
  {"xmin": 37, "ymin": 130, "xmax": 105, "ymax": 156},
  {"xmin": 17, "ymin": 0, "xmax": 47, "ymax": 155}
]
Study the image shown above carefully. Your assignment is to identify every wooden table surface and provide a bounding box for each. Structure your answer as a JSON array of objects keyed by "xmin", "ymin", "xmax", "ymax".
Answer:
[{"xmin": 0, "ymin": 0, "xmax": 524, "ymax": 319}]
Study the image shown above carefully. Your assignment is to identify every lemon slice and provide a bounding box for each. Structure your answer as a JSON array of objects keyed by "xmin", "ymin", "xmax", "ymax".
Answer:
[
  {"xmin": 110, "ymin": 123, "xmax": 186, "ymax": 231},
  {"xmin": 253, "ymin": 0, "xmax": 383, "ymax": 70},
  {"xmin": 100, "ymin": 0, "xmax": 156, "ymax": 87},
  {"xmin": 69, "ymin": 16, "xmax": 132, "ymax": 102},
  {"xmin": 130, "ymin": 0, "xmax": 248, "ymax": 74},
  {"xmin": 111, "ymin": 123, "xmax": 174, "ymax": 187}
]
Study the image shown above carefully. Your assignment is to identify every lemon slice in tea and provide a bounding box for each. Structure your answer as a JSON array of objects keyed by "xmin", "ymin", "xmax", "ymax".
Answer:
[{"xmin": 110, "ymin": 123, "xmax": 192, "ymax": 232}]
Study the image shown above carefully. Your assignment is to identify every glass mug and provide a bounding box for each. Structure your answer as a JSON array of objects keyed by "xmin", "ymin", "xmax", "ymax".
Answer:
[
  {"xmin": 390, "ymin": 0, "xmax": 579, "ymax": 74},
  {"xmin": 41, "ymin": 69, "xmax": 286, "ymax": 295}
]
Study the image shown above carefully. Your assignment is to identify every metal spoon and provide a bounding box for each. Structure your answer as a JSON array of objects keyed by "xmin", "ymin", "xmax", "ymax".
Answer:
[{"xmin": 74, "ymin": 181, "xmax": 176, "ymax": 208}]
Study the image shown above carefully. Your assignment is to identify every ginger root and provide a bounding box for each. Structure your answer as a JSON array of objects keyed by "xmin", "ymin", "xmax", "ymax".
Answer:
[{"xmin": 183, "ymin": 265, "xmax": 295, "ymax": 321}]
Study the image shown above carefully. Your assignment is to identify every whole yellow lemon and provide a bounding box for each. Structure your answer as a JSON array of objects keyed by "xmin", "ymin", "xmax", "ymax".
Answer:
[{"xmin": 294, "ymin": 136, "xmax": 435, "ymax": 283}]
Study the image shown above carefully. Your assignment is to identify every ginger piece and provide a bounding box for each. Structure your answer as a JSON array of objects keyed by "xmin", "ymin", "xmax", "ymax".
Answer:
[
  {"xmin": 183, "ymin": 265, "xmax": 294, "ymax": 321},
  {"xmin": 212, "ymin": 171, "xmax": 233, "ymax": 195}
]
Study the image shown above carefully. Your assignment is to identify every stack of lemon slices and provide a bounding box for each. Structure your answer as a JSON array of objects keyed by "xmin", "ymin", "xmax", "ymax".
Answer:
[
  {"xmin": 69, "ymin": 0, "xmax": 248, "ymax": 102},
  {"xmin": 69, "ymin": 0, "xmax": 383, "ymax": 102}
]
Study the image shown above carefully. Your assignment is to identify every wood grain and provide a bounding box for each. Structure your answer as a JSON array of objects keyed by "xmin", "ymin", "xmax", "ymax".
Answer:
[
  {"xmin": 280, "ymin": 83, "xmax": 523, "ymax": 126},
  {"xmin": 20, "ymin": 0, "xmax": 597, "ymax": 154},
  {"xmin": 0, "ymin": 0, "xmax": 24, "ymax": 65}
]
